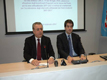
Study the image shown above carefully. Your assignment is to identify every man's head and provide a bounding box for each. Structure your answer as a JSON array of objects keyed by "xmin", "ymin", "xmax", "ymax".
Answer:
[
  {"xmin": 32, "ymin": 22, "xmax": 43, "ymax": 38},
  {"xmin": 64, "ymin": 19, "xmax": 74, "ymax": 34}
]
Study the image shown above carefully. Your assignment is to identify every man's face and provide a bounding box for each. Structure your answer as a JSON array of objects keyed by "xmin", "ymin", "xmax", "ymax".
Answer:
[
  {"xmin": 65, "ymin": 23, "xmax": 73, "ymax": 34},
  {"xmin": 33, "ymin": 24, "xmax": 43, "ymax": 38}
]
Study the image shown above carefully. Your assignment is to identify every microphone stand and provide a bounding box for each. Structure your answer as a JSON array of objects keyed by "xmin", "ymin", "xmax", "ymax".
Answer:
[{"xmin": 80, "ymin": 53, "xmax": 88, "ymax": 63}]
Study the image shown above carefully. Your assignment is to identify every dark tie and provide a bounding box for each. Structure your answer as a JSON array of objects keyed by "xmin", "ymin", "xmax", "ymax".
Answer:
[
  {"xmin": 37, "ymin": 39, "xmax": 41, "ymax": 60},
  {"xmin": 68, "ymin": 35, "xmax": 73, "ymax": 57}
]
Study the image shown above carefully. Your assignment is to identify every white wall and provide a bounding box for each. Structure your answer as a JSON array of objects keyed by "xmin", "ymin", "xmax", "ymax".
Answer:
[{"xmin": 0, "ymin": 0, "xmax": 105, "ymax": 64}]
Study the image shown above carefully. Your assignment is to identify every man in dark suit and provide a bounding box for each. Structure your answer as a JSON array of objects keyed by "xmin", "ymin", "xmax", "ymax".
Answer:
[
  {"xmin": 24, "ymin": 22, "xmax": 55, "ymax": 66},
  {"xmin": 57, "ymin": 19, "xmax": 85, "ymax": 63}
]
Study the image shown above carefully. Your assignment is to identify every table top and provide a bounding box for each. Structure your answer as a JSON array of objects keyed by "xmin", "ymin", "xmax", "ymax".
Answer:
[{"xmin": 0, "ymin": 53, "xmax": 107, "ymax": 77}]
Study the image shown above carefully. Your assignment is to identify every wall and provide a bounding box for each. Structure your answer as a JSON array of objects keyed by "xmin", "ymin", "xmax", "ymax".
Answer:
[
  {"xmin": 98, "ymin": 37, "xmax": 107, "ymax": 54},
  {"xmin": 0, "ymin": 0, "xmax": 105, "ymax": 64}
]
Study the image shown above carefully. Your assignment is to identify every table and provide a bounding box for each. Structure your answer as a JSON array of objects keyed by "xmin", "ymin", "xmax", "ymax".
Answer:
[{"xmin": 0, "ymin": 54, "xmax": 107, "ymax": 80}]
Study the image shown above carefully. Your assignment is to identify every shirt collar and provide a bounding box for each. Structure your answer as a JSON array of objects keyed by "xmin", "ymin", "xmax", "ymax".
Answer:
[
  {"xmin": 65, "ymin": 32, "xmax": 72, "ymax": 38},
  {"xmin": 35, "ymin": 36, "xmax": 41, "ymax": 41}
]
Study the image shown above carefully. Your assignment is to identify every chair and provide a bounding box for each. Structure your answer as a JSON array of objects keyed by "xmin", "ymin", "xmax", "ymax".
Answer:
[
  {"xmin": 88, "ymin": 53, "xmax": 96, "ymax": 55},
  {"xmin": 22, "ymin": 59, "xmax": 26, "ymax": 62}
]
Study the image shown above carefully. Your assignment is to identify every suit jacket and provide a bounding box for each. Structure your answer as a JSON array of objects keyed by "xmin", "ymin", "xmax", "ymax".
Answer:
[
  {"xmin": 57, "ymin": 32, "xmax": 85, "ymax": 59},
  {"xmin": 23, "ymin": 35, "xmax": 55, "ymax": 63}
]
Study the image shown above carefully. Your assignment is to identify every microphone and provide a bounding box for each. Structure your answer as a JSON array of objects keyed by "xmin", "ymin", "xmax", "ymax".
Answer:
[
  {"xmin": 61, "ymin": 59, "xmax": 67, "ymax": 66},
  {"xmin": 44, "ymin": 45, "xmax": 49, "ymax": 68},
  {"xmin": 54, "ymin": 60, "xmax": 58, "ymax": 67},
  {"xmin": 71, "ymin": 53, "xmax": 88, "ymax": 64}
]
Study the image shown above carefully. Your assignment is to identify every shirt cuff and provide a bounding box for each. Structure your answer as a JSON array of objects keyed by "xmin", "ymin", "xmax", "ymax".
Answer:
[
  {"xmin": 50, "ymin": 56, "xmax": 54, "ymax": 59},
  {"xmin": 29, "ymin": 58, "xmax": 34, "ymax": 63},
  {"xmin": 81, "ymin": 54, "xmax": 85, "ymax": 56}
]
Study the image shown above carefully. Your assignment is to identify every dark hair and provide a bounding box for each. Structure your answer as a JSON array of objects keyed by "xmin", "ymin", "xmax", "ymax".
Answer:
[
  {"xmin": 32, "ymin": 22, "xmax": 43, "ymax": 30},
  {"xmin": 64, "ymin": 19, "xmax": 74, "ymax": 27}
]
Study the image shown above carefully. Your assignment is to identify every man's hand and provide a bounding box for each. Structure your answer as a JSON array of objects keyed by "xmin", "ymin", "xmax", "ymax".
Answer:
[
  {"xmin": 31, "ymin": 59, "xmax": 41, "ymax": 66},
  {"xmin": 80, "ymin": 54, "xmax": 86, "ymax": 60},
  {"xmin": 67, "ymin": 56, "xmax": 74, "ymax": 63},
  {"xmin": 48, "ymin": 57, "xmax": 54, "ymax": 64}
]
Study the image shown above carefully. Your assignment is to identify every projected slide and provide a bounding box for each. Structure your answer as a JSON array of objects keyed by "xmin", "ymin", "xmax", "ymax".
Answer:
[{"xmin": 5, "ymin": 0, "xmax": 84, "ymax": 33}]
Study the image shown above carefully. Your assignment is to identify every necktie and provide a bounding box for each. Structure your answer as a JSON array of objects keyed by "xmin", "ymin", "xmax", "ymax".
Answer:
[
  {"xmin": 37, "ymin": 39, "xmax": 41, "ymax": 60},
  {"xmin": 68, "ymin": 35, "xmax": 73, "ymax": 57}
]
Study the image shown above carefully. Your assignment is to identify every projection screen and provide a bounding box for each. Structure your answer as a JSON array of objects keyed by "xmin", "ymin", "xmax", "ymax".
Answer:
[{"xmin": 4, "ymin": 0, "xmax": 85, "ymax": 34}]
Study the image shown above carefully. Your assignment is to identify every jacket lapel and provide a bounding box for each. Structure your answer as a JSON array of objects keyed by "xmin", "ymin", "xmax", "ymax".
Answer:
[
  {"xmin": 71, "ymin": 33, "xmax": 75, "ymax": 49},
  {"xmin": 63, "ymin": 33, "xmax": 69, "ymax": 49},
  {"xmin": 32, "ymin": 35, "xmax": 36, "ymax": 59},
  {"xmin": 41, "ymin": 36, "xmax": 44, "ymax": 58}
]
